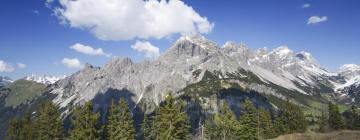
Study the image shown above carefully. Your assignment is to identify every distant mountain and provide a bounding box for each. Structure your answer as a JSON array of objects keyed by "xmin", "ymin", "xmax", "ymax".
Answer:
[
  {"xmin": 0, "ymin": 79, "xmax": 50, "ymax": 138},
  {"xmin": 24, "ymin": 74, "xmax": 67, "ymax": 85},
  {"xmin": 332, "ymin": 64, "xmax": 360, "ymax": 104},
  {"xmin": 0, "ymin": 76, "xmax": 13, "ymax": 87}
]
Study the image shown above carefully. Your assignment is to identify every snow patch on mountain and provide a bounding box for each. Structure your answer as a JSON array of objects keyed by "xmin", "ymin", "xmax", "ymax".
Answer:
[
  {"xmin": 24, "ymin": 74, "xmax": 67, "ymax": 84},
  {"xmin": 0, "ymin": 76, "xmax": 13, "ymax": 86}
]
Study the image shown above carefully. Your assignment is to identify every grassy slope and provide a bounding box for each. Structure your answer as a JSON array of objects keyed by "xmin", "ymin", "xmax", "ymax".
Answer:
[
  {"xmin": 5, "ymin": 79, "xmax": 47, "ymax": 107},
  {"xmin": 271, "ymin": 130, "xmax": 360, "ymax": 140}
]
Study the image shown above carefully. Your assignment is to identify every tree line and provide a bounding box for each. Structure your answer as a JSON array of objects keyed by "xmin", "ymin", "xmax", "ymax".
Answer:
[
  {"xmin": 6, "ymin": 94, "xmax": 360, "ymax": 140},
  {"xmin": 317, "ymin": 102, "xmax": 360, "ymax": 132}
]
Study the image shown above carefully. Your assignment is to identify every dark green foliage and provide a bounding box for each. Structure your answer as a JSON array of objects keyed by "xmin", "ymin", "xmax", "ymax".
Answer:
[
  {"xmin": 106, "ymin": 97, "xmax": 135, "ymax": 140},
  {"xmin": 142, "ymin": 113, "xmax": 152, "ymax": 140},
  {"xmin": 19, "ymin": 113, "xmax": 34, "ymax": 140},
  {"xmin": 151, "ymin": 94, "xmax": 191, "ymax": 140},
  {"xmin": 328, "ymin": 102, "xmax": 344, "ymax": 130},
  {"xmin": 213, "ymin": 101, "xmax": 238, "ymax": 140},
  {"xmin": 274, "ymin": 115, "xmax": 289, "ymax": 136},
  {"xmin": 6, "ymin": 117, "xmax": 21, "ymax": 140},
  {"xmin": 346, "ymin": 105, "xmax": 360, "ymax": 130},
  {"xmin": 274, "ymin": 100, "xmax": 307, "ymax": 135},
  {"xmin": 69, "ymin": 101, "xmax": 102, "ymax": 140},
  {"xmin": 238, "ymin": 99, "xmax": 259, "ymax": 140},
  {"xmin": 318, "ymin": 111, "xmax": 327, "ymax": 132},
  {"xmin": 204, "ymin": 117, "xmax": 222, "ymax": 140},
  {"xmin": 258, "ymin": 108, "xmax": 275, "ymax": 139},
  {"xmin": 33, "ymin": 102, "xmax": 63, "ymax": 140},
  {"xmin": 5, "ymin": 113, "xmax": 34, "ymax": 140}
]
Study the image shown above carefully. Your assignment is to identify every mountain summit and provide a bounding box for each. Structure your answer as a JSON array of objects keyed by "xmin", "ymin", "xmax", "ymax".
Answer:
[{"xmin": 48, "ymin": 35, "xmax": 357, "ymax": 116}]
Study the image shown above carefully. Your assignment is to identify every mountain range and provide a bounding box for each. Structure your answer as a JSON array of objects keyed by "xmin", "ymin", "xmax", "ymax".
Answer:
[
  {"xmin": 50, "ymin": 35, "xmax": 360, "ymax": 110},
  {"xmin": 1, "ymin": 34, "xmax": 360, "ymax": 138}
]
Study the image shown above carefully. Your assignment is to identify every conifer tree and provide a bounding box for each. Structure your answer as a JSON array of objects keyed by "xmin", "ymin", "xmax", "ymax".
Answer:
[
  {"xmin": 69, "ymin": 101, "xmax": 102, "ymax": 140},
  {"xmin": 279, "ymin": 100, "xmax": 307, "ymax": 134},
  {"xmin": 142, "ymin": 113, "xmax": 152, "ymax": 140},
  {"xmin": 6, "ymin": 117, "xmax": 21, "ymax": 140},
  {"xmin": 214, "ymin": 101, "xmax": 237, "ymax": 140},
  {"xmin": 238, "ymin": 99, "xmax": 259, "ymax": 140},
  {"xmin": 152, "ymin": 94, "xmax": 191, "ymax": 140},
  {"xmin": 6, "ymin": 113, "xmax": 34, "ymax": 140},
  {"xmin": 274, "ymin": 115, "xmax": 288, "ymax": 136},
  {"xmin": 117, "ymin": 97, "xmax": 136, "ymax": 140},
  {"xmin": 346, "ymin": 105, "xmax": 360, "ymax": 130},
  {"xmin": 328, "ymin": 102, "xmax": 344, "ymax": 130},
  {"xmin": 204, "ymin": 117, "xmax": 222, "ymax": 140},
  {"xmin": 18, "ymin": 113, "xmax": 34, "ymax": 140},
  {"xmin": 318, "ymin": 111, "xmax": 327, "ymax": 132},
  {"xmin": 258, "ymin": 108, "xmax": 275, "ymax": 139},
  {"xmin": 33, "ymin": 102, "xmax": 63, "ymax": 140}
]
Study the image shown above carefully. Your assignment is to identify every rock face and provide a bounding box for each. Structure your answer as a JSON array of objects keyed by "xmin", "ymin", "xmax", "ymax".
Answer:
[{"xmin": 49, "ymin": 35, "xmax": 356, "ymax": 113}]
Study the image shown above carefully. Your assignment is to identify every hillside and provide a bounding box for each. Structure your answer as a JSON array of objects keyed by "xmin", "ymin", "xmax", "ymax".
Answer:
[{"xmin": 272, "ymin": 130, "xmax": 360, "ymax": 140}]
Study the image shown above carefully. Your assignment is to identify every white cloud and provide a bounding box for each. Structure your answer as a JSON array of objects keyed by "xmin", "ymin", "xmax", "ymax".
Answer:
[
  {"xmin": 131, "ymin": 41, "xmax": 160, "ymax": 59},
  {"xmin": 302, "ymin": 3, "xmax": 311, "ymax": 8},
  {"xmin": 45, "ymin": 0, "xmax": 54, "ymax": 8},
  {"xmin": 16, "ymin": 63, "xmax": 27, "ymax": 69},
  {"xmin": 70, "ymin": 43, "xmax": 111, "ymax": 57},
  {"xmin": 52, "ymin": 0, "xmax": 214, "ymax": 41},
  {"xmin": 0, "ymin": 60, "xmax": 15, "ymax": 72},
  {"xmin": 62, "ymin": 58, "xmax": 83, "ymax": 68},
  {"xmin": 307, "ymin": 16, "xmax": 328, "ymax": 24}
]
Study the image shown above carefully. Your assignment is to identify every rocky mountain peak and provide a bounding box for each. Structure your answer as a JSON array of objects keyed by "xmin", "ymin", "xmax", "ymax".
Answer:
[
  {"xmin": 339, "ymin": 64, "xmax": 360, "ymax": 73},
  {"xmin": 295, "ymin": 51, "xmax": 320, "ymax": 66},
  {"xmin": 270, "ymin": 46, "xmax": 293, "ymax": 58},
  {"xmin": 162, "ymin": 34, "xmax": 219, "ymax": 58},
  {"xmin": 104, "ymin": 57, "xmax": 133, "ymax": 69}
]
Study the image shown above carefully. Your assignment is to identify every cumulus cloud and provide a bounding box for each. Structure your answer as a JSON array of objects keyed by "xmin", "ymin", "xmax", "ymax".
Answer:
[
  {"xmin": 307, "ymin": 16, "xmax": 328, "ymax": 24},
  {"xmin": 70, "ymin": 43, "xmax": 111, "ymax": 57},
  {"xmin": 302, "ymin": 3, "xmax": 311, "ymax": 8},
  {"xmin": 62, "ymin": 58, "xmax": 83, "ymax": 68},
  {"xmin": 16, "ymin": 63, "xmax": 27, "ymax": 69},
  {"xmin": 131, "ymin": 41, "xmax": 160, "ymax": 59},
  {"xmin": 0, "ymin": 60, "xmax": 15, "ymax": 72},
  {"xmin": 52, "ymin": 0, "xmax": 214, "ymax": 41}
]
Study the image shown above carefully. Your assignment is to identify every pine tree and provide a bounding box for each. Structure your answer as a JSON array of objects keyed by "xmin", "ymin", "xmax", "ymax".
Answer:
[
  {"xmin": 238, "ymin": 99, "xmax": 259, "ymax": 140},
  {"xmin": 318, "ymin": 111, "xmax": 327, "ymax": 132},
  {"xmin": 33, "ymin": 102, "xmax": 63, "ymax": 140},
  {"xmin": 18, "ymin": 113, "xmax": 34, "ymax": 140},
  {"xmin": 280, "ymin": 100, "xmax": 307, "ymax": 134},
  {"xmin": 274, "ymin": 115, "xmax": 288, "ymax": 136},
  {"xmin": 328, "ymin": 102, "xmax": 344, "ymax": 130},
  {"xmin": 69, "ymin": 101, "xmax": 102, "ymax": 140},
  {"xmin": 6, "ymin": 117, "xmax": 21, "ymax": 140},
  {"xmin": 258, "ymin": 108, "xmax": 275, "ymax": 139},
  {"xmin": 142, "ymin": 113, "xmax": 152, "ymax": 140},
  {"xmin": 118, "ymin": 97, "xmax": 136, "ymax": 140},
  {"xmin": 214, "ymin": 101, "xmax": 238, "ymax": 140},
  {"xmin": 152, "ymin": 94, "xmax": 191, "ymax": 140},
  {"xmin": 106, "ymin": 98, "xmax": 135, "ymax": 140},
  {"xmin": 204, "ymin": 117, "xmax": 222, "ymax": 140},
  {"xmin": 346, "ymin": 105, "xmax": 360, "ymax": 130}
]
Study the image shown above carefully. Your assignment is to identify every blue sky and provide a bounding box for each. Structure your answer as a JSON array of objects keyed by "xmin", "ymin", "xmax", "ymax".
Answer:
[{"xmin": 0, "ymin": 0, "xmax": 360, "ymax": 79}]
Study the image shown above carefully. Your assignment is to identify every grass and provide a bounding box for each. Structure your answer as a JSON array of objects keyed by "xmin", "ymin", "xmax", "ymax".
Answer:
[
  {"xmin": 5, "ymin": 79, "xmax": 47, "ymax": 107},
  {"xmin": 271, "ymin": 130, "xmax": 360, "ymax": 140}
]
